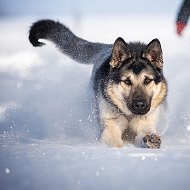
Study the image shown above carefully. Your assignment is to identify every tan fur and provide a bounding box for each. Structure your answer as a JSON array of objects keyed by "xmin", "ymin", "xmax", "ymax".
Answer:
[
  {"xmin": 99, "ymin": 97, "xmax": 128, "ymax": 147},
  {"xmin": 129, "ymin": 107, "xmax": 160, "ymax": 146},
  {"xmin": 107, "ymin": 83, "xmax": 131, "ymax": 115},
  {"xmin": 151, "ymin": 82, "xmax": 167, "ymax": 111},
  {"xmin": 110, "ymin": 60, "xmax": 122, "ymax": 68}
]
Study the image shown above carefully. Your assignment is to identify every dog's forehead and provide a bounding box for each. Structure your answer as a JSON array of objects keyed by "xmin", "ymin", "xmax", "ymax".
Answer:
[
  {"xmin": 120, "ymin": 59, "xmax": 155, "ymax": 77},
  {"xmin": 120, "ymin": 70, "xmax": 154, "ymax": 81}
]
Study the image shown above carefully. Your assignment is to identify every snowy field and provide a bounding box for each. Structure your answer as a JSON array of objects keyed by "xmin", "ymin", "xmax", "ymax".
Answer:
[{"xmin": 0, "ymin": 14, "xmax": 190, "ymax": 190}]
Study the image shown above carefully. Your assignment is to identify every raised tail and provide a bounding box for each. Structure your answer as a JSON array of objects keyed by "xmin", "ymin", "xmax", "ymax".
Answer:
[{"xmin": 29, "ymin": 19, "xmax": 111, "ymax": 64}]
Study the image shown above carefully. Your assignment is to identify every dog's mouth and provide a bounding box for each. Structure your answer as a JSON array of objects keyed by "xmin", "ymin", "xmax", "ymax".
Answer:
[{"xmin": 129, "ymin": 107, "xmax": 150, "ymax": 115}]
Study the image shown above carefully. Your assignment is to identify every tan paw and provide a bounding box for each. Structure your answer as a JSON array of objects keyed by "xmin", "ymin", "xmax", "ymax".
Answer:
[
  {"xmin": 101, "ymin": 129, "xmax": 124, "ymax": 148},
  {"xmin": 142, "ymin": 134, "xmax": 161, "ymax": 149},
  {"xmin": 102, "ymin": 136, "xmax": 124, "ymax": 148}
]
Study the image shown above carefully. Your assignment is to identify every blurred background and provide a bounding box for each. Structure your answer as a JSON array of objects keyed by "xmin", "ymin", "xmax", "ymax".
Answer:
[
  {"xmin": 0, "ymin": 0, "xmax": 184, "ymax": 36},
  {"xmin": 0, "ymin": 0, "xmax": 181, "ymax": 17}
]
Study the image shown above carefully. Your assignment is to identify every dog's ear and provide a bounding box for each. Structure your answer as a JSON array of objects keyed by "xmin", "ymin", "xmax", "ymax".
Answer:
[
  {"xmin": 110, "ymin": 37, "xmax": 131, "ymax": 68},
  {"xmin": 143, "ymin": 39, "xmax": 163, "ymax": 69}
]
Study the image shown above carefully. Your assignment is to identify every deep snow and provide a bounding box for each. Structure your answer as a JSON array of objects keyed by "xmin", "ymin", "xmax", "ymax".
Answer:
[{"xmin": 0, "ymin": 15, "xmax": 190, "ymax": 190}]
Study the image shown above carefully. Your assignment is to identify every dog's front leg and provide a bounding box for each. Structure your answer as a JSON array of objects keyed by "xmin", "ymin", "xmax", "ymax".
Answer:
[
  {"xmin": 101, "ymin": 115, "xmax": 128, "ymax": 148},
  {"xmin": 130, "ymin": 114, "xmax": 161, "ymax": 149}
]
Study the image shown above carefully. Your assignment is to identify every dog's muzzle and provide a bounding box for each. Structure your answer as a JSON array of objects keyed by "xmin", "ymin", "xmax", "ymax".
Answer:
[{"xmin": 127, "ymin": 89, "xmax": 151, "ymax": 115}]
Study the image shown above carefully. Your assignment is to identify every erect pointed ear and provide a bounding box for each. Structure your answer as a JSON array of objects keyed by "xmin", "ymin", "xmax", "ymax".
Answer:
[
  {"xmin": 143, "ymin": 39, "xmax": 163, "ymax": 69},
  {"xmin": 110, "ymin": 37, "xmax": 131, "ymax": 68}
]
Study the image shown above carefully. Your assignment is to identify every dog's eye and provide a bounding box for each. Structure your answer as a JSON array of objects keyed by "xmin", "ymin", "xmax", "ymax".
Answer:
[
  {"xmin": 144, "ymin": 77, "xmax": 153, "ymax": 85},
  {"xmin": 123, "ymin": 79, "xmax": 132, "ymax": 86}
]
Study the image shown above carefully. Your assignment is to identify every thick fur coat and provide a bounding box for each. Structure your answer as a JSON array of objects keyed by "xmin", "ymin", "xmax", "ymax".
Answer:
[{"xmin": 29, "ymin": 20, "xmax": 167, "ymax": 148}]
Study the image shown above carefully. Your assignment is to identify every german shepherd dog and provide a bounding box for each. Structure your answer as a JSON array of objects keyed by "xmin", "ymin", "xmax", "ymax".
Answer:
[{"xmin": 29, "ymin": 20, "xmax": 167, "ymax": 148}]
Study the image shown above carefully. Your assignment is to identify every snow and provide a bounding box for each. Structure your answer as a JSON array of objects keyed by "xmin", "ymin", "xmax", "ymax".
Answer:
[
  {"xmin": 0, "ymin": 14, "xmax": 190, "ymax": 190},
  {"xmin": 4, "ymin": 168, "xmax": 10, "ymax": 175}
]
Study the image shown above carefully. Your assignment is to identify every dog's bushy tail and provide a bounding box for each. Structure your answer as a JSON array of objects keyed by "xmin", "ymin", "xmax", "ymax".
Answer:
[{"xmin": 29, "ymin": 19, "xmax": 111, "ymax": 64}]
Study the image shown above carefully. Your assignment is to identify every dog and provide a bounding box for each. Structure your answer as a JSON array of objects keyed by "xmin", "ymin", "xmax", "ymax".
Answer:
[{"xmin": 29, "ymin": 19, "xmax": 167, "ymax": 148}]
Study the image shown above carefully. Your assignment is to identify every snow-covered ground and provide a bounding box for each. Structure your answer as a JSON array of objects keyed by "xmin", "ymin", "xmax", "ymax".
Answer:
[{"xmin": 0, "ymin": 14, "xmax": 190, "ymax": 190}]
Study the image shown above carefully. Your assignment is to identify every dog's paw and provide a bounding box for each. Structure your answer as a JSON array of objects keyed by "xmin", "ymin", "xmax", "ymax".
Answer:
[
  {"xmin": 102, "ymin": 136, "xmax": 124, "ymax": 148},
  {"xmin": 101, "ymin": 131, "xmax": 124, "ymax": 148},
  {"xmin": 142, "ymin": 134, "xmax": 161, "ymax": 149}
]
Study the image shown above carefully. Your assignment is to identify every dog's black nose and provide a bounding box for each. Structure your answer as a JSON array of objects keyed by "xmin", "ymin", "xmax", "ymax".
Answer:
[
  {"xmin": 132, "ymin": 99, "xmax": 149, "ymax": 114},
  {"xmin": 134, "ymin": 101, "xmax": 146, "ymax": 110}
]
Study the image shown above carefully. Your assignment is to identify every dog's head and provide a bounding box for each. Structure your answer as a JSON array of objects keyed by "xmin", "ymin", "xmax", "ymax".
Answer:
[{"xmin": 106, "ymin": 37, "xmax": 167, "ymax": 116}]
